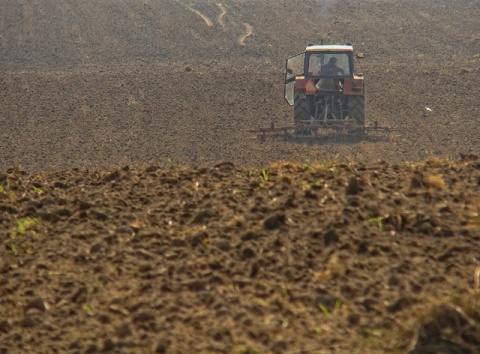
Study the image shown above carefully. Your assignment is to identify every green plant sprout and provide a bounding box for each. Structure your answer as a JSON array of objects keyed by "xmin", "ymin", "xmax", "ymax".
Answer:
[
  {"xmin": 31, "ymin": 185, "xmax": 43, "ymax": 194},
  {"xmin": 368, "ymin": 214, "xmax": 389, "ymax": 230},
  {"xmin": 82, "ymin": 304, "xmax": 94, "ymax": 316},
  {"xmin": 7, "ymin": 243, "xmax": 18, "ymax": 256},
  {"xmin": 16, "ymin": 217, "xmax": 40, "ymax": 235},
  {"xmin": 318, "ymin": 303, "xmax": 332, "ymax": 318},
  {"xmin": 334, "ymin": 299, "xmax": 342, "ymax": 312},
  {"xmin": 0, "ymin": 179, "xmax": 11, "ymax": 193},
  {"xmin": 233, "ymin": 189, "xmax": 247, "ymax": 194},
  {"xmin": 260, "ymin": 169, "xmax": 269, "ymax": 182},
  {"xmin": 318, "ymin": 299, "xmax": 342, "ymax": 319}
]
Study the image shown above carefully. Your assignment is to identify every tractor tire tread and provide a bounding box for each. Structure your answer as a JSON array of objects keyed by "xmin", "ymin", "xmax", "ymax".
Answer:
[{"xmin": 349, "ymin": 95, "xmax": 365, "ymax": 126}]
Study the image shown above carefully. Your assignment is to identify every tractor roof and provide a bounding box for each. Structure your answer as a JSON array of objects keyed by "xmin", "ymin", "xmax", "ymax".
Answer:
[{"xmin": 305, "ymin": 44, "xmax": 353, "ymax": 52}]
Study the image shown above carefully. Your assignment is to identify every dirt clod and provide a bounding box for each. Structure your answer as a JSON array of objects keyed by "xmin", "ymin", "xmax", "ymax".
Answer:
[
  {"xmin": 323, "ymin": 230, "xmax": 340, "ymax": 246},
  {"xmin": 0, "ymin": 320, "xmax": 12, "ymax": 333},
  {"xmin": 346, "ymin": 177, "xmax": 361, "ymax": 195},
  {"xmin": 263, "ymin": 213, "xmax": 285, "ymax": 230},
  {"xmin": 115, "ymin": 324, "xmax": 132, "ymax": 338}
]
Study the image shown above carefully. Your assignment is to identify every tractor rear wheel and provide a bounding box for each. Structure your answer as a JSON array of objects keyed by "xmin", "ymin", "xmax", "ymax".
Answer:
[
  {"xmin": 348, "ymin": 95, "xmax": 365, "ymax": 126},
  {"xmin": 294, "ymin": 92, "xmax": 311, "ymax": 126}
]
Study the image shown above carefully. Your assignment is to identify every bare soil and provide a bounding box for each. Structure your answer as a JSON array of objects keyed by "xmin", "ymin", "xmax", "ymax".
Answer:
[{"xmin": 1, "ymin": 0, "xmax": 480, "ymax": 353}]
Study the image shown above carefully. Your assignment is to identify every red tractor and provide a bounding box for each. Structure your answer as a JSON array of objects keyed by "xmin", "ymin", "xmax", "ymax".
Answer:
[
  {"xmin": 252, "ymin": 43, "xmax": 394, "ymax": 140},
  {"xmin": 285, "ymin": 43, "xmax": 365, "ymax": 136}
]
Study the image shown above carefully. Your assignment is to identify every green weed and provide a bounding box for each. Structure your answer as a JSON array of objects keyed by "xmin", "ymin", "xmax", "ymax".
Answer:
[
  {"xmin": 31, "ymin": 185, "xmax": 43, "ymax": 194},
  {"xmin": 16, "ymin": 217, "xmax": 40, "ymax": 235},
  {"xmin": 236, "ymin": 346, "xmax": 261, "ymax": 354},
  {"xmin": 0, "ymin": 179, "xmax": 11, "ymax": 193},
  {"xmin": 82, "ymin": 304, "xmax": 94, "ymax": 316},
  {"xmin": 260, "ymin": 169, "xmax": 269, "ymax": 182},
  {"xmin": 7, "ymin": 243, "xmax": 18, "ymax": 256},
  {"xmin": 318, "ymin": 299, "xmax": 342, "ymax": 319},
  {"xmin": 233, "ymin": 189, "xmax": 247, "ymax": 194},
  {"xmin": 335, "ymin": 299, "xmax": 342, "ymax": 312},
  {"xmin": 318, "ymin": 303, "xmax": 332, "ymax": 318},
  {"xmin": 368, "ymin": 215, "xmax": 389, "ymax": 230}
]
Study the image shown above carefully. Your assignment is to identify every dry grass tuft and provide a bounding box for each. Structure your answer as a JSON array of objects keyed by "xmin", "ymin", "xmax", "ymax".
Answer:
[
  {"xmin": 407, "ymin": 293, "xmax": 480, "ymax": 353},
  {"xmin": 423, "ymin": 174, "xmax": 445, "ymax": 189},
  {"xmin": 268, "ymin": 161, "xmax": 303, "ymax": 172},
  {"xmin": 425, "ymin": 156, "xmax": 447, "ymax": 168}
]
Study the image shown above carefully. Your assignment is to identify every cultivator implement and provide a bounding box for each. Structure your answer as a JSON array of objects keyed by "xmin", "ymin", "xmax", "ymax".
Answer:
[{"xmin": 251, "ymin": 121, "xmax": 396, "ymax": 143}]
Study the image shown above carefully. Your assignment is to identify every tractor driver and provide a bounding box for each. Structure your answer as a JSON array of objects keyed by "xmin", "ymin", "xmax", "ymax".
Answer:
[
  {"xmin": 318, "ymin": 57, "xmax": 344, "ymax": 76},
  {"xmin": 316, "ymin": 56, "xmax": 344, "ymax": 91}
]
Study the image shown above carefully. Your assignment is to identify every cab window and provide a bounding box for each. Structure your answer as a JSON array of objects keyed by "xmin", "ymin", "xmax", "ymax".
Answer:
[{"xmin": 307, "ymin": 53, "xmax": 351, "ymax": 76}]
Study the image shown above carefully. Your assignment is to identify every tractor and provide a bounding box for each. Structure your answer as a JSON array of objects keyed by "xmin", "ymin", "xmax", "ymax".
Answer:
[
  {"xmin": 285, "ymin": 43, "xmax": 365, "ymax": 137},
  {"xmin": 252, "ymin": 43, "xmax": 394, "ymax": 141}
]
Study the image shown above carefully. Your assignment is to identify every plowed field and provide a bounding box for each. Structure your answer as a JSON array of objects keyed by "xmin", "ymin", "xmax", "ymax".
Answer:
[{"xmin": 1, "ymin": 0, "xmax": 480, "ymax": 353}]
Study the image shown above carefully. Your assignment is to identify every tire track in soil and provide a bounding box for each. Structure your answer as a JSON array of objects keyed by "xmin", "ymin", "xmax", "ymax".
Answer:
[
  {"xmin": 183, "ymin": 3, "xmax": 214, "ymax": 27},
  {"xmin": 217, "ymin": 3, "xmax": 228, "ymax": 32},
  {"xmin": 238, "ymin": 23, "xmax": 253, "ymax": 46}
]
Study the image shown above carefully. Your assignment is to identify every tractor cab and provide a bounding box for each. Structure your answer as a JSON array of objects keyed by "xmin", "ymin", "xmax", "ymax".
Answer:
[{"xmin": 284, "ymin": 44, "xmax": 355, "ymax": 105}]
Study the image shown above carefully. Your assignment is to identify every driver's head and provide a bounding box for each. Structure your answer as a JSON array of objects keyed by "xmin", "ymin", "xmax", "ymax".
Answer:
[{"xmin": 329, "ymin": 57, "xmax": 337, "ymax": 64}]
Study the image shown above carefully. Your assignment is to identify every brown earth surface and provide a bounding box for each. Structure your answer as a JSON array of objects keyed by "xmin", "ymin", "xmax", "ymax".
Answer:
[{"xmin": 1, "ymin": 0, "xmax": 480, "ymax": 353}]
